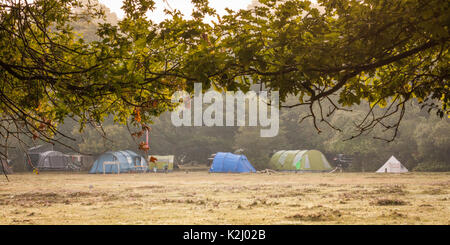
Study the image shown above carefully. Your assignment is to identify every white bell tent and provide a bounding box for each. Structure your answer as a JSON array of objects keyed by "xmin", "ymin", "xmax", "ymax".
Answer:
[{"xmin": 376, "ymin": 156, "xmax": 408, "ymax": 173}]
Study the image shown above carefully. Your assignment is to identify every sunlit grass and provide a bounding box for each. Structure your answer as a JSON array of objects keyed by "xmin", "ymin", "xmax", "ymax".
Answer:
[{"xmin": 0, "ymin": 172, "xmax": 449, "ymax": 224}]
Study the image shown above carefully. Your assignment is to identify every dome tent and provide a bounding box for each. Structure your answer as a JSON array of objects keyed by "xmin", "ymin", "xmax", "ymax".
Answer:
[
  {"xmin": 269, "ymin": 150, "xmax": 332, "ymax": 172},
  {"xmin": 209, "ymin": 152, "xmax": 256, "ymax": 173},
  {"xmin": 26, "ymin": 144, "xmax": 60, "ymax": 171},
  {"xmin": 36, "ymin": 151, "xmax": 72, "ymax": 170},
  {"xmin": 89, "ymin": 150, "xmax": 148, "ymax": 174},
  {"xmin": 26, "ymin": 150, "xmax": 72, "ymax": 171}
]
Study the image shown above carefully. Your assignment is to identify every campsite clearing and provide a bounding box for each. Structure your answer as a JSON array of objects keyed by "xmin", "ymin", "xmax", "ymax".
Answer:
[{"xmin": 0, "ymin": 172, "xmax": 449, "ymax": 225}]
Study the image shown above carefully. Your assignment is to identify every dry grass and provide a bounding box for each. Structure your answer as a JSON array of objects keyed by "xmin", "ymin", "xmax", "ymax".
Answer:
[{"xmin": 0, "ymin": 172, "xmax": 449, "ymax": 224}]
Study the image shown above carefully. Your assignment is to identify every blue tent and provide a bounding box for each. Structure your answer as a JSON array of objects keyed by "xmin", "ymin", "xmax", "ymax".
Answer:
[
  {"xmin": 209, "ymin": 152, "xmax": 256, "ymax": 173},
  {"xmin": 89, "ymin": 150, "xmax": 148, "ymax": 174}
]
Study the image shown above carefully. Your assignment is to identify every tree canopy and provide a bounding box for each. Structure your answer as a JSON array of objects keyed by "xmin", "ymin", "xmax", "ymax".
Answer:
[
  {"xmin": 0, "ymin": 0, "xmax": 448, "ymax": 163},
  {"xmin": 206, "ymin": 0, "xmax": 449, "ymax": 140}
]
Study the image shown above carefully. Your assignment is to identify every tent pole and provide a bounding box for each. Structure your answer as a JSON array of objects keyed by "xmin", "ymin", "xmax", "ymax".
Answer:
[{"xmin": 146, "ymin": 129, "xmax": 149, "ymax": 170}]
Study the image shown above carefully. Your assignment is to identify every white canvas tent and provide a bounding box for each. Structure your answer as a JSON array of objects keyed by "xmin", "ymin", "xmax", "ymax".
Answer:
[{"xmin": 376, "ymin": 156, "xmax": 408, "ymax": 173}]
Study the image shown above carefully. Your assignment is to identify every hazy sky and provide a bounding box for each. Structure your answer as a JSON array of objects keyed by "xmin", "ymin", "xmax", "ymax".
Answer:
[{"xmin": 98, "ymin": 0, "xmax": 253, "ymax": 23}]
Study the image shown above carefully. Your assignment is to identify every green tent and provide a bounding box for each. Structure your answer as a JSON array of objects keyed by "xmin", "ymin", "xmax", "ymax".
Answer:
[{"xmin": 269, "ymin": 150, "xmax": 332, "ymax": 172}]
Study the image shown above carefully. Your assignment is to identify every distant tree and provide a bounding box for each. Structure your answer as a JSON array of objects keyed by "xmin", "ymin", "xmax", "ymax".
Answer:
[
  {"xmin": 413, "ymin": 119, "xmax": 450, "ymax": 171},
  {"xmin": 71, "ymin": 0, "xmax": 120, "ymax": 42},
  {"xmin": 149, "ymin": 112, "xmax": 237, "ymax": 164},
  {"xmin": 233, "ymin": 126, "xmax": 289, "ymax": 169},
  {"xmin": 76, "ymin": 122, "xmax": 138, "ymax": 154}
]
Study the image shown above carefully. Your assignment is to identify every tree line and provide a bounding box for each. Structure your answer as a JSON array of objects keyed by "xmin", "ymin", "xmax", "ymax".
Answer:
[{"xmin": 8, "ymin": 97, "xmax": 449, "ymax": 172}]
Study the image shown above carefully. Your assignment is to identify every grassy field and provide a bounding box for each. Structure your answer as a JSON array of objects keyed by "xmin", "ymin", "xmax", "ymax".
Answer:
[{"xmin": 0, "ymin": 171, "xmax": 449, "ymax": 224}]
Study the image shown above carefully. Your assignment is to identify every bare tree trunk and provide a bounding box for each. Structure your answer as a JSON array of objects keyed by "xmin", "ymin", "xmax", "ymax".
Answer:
[{"xmin": 1, "ymin": 132, "xmax": 10, "ymax": 181}]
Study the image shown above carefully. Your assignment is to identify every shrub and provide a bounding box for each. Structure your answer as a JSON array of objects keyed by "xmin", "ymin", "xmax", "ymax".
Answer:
[
  {"xmin": 413, "ymin": 161, "xmax": 450, "ymax": 172},
  {"xmin": 372, "ymin": 198, "xmax": 408, "ymax": 206}
]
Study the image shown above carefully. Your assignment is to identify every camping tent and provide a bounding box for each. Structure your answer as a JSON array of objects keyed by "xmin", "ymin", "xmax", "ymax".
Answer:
[
  {"xmin": 148, "ymin": 155, "xmax": 174, "ymax": 172},
  {"xmin": 376, "ymin": 156, "xmax": 408, "ymax": 173},
  {"xmin": 26, "ymin": 151, "xmax": 73, "ymax": 171},
  {"xmin": 89, "ymin": 150, "xmax": 148, "ymax": 174},
  {"xmin": 209, "ymin": 152, "xmax": 256, "ymax": 173},
  {"xmin": 25, "ymin": 144, "xmax": 80, "ymax": 171},
  {"xmin": 28, "ymin": 144, "xmax": 54, "ymax": 154},
  {"xmin": 268, "ymin": 150, "xmax": 332, "ymax": 172},
  {"xmin": 25, "ymin": 144, "xmax": 54, "ymax": 170}
]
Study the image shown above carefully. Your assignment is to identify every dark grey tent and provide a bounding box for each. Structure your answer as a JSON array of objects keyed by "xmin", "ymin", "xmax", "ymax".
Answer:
[
  {"xmin": 33, "ymin": 151, "xmax": 72, "ymax": 171},
  {"xmin": 26, "ymin": 145, "xmax": 75, "ymax": 171},
  {"xmin": 26, "ymin": 144, "xmax": 54, "ymax": 170}
]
